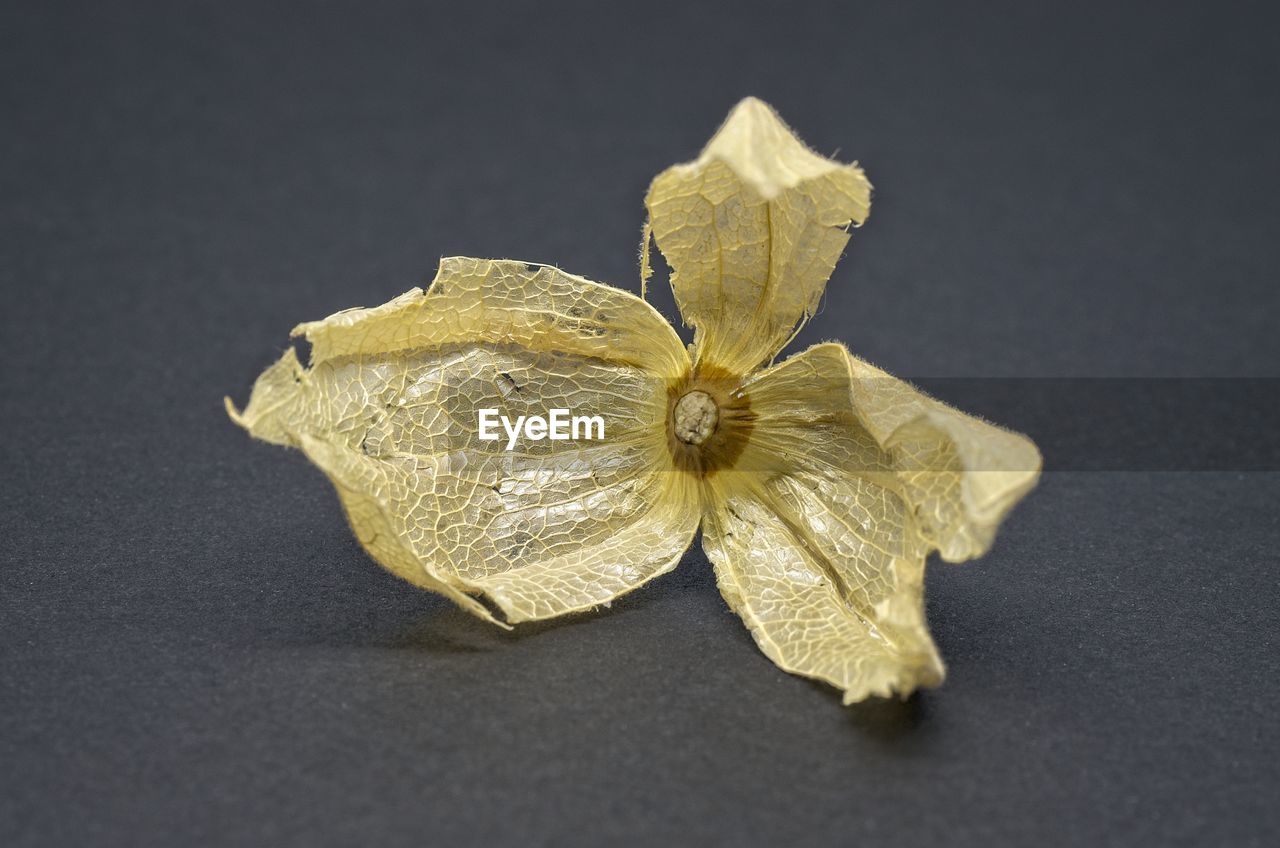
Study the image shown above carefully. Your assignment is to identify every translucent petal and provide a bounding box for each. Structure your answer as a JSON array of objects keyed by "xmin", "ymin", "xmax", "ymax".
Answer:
[
  {"xmin": 703, "ymin": 343, "xmax": 1039, "ymax": 701},
  {"xmin": 840, "ymin": 348, "xmax": 1043, "ymax": 561},
  {"xmin": 227, "ymin": 258, "xmax": 699, "ymax": 624},
  {"xmin": 643, "ymin": 98, "xmax": 871, "ymax": 375}
]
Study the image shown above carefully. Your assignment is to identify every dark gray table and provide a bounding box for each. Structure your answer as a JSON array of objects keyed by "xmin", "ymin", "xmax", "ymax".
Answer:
[{"xmin": 4, "ymin": 2, "xmax": 1277, "ymax": 845}]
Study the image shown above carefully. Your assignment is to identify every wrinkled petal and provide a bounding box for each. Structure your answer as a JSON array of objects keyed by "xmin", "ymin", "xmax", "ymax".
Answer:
[
  {"xmin": 840, "ymin": 348, "xmax": 1043, "ymax": 561},
  {"xmin": 702, "ymin": 343, "xmax": 1039, "ymax": 701},
  {"xmin": 643, "ymin": 98, "xmax": 871, "ymax": 375},
  {"xmin": 702, "ymin": 345, "xmax": 941, "ymax": 702},
  {"xmin": 703, "ymin": 494, "xmax": 943, "ymax": 703},
  {"xmin": 227, "ymin": 258, "xmax": 699, "ymax": 624}
]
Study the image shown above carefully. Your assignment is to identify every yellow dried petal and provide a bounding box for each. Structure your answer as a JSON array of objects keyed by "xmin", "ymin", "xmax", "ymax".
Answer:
[
  {"xmin": 703, "ymin": 344, "xmax": 942, "ymax": 701},
  {"xmin": 227, "ymin": 259, "xmax": 699, "ymax": 624},
  {"xmin": 703, "ymin": 343, "xmax": 1038, "ymax": 702},
  {"xmin": 644, "ymin": 98, "xmax": 871, "ymax": 375},
  {"xmin": 841, "ymin": 350, "xmax": 1043, "ymax": 561}
]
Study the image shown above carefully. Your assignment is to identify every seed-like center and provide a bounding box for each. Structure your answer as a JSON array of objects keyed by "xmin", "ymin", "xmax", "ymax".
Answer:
[{"xmin": 673, "ymin": 390, "xmax": 719, "ymax": 446}]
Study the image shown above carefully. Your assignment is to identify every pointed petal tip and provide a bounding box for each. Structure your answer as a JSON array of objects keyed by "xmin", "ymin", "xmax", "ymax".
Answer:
[
  {"xmin": 694, "ymin": 96, "xmax": 867, "ymax": 205},
  {"xmin": 224, "ymin": 395, "xmax": 247, "ymax": 428},
  {"xmin": 724, "ymin": 95, "xmax": 780, "ymax": 124},
  {"xmin": 706, "ymin": 96, "xmax": 798, "ymax": 155}
]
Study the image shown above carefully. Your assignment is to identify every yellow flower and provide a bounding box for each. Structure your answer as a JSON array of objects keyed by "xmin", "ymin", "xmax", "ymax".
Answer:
[{"xmin": 226, "ymin": 98, "xmax": 1041, "ymax": 703}]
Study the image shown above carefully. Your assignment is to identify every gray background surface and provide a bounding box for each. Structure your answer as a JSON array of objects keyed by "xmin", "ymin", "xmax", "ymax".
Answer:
[{"xmin": 3, "ymin": 1, "xmax": 1278, "ymax": 845}]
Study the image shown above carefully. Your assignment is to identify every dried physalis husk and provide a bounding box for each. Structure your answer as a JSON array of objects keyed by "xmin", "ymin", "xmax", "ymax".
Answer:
[{"xmin": 228, "ymin": 98, "xmax": 1040, "ymax": 703}]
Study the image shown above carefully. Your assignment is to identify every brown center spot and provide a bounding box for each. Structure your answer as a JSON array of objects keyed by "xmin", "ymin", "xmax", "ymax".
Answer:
[
  {"xmin": 665, "ymin": 365, "xmax": 754, "ymax": 477},
  {"xmin": 673, "ymin": 390, "xmax": 719, "ymax": 445}
]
